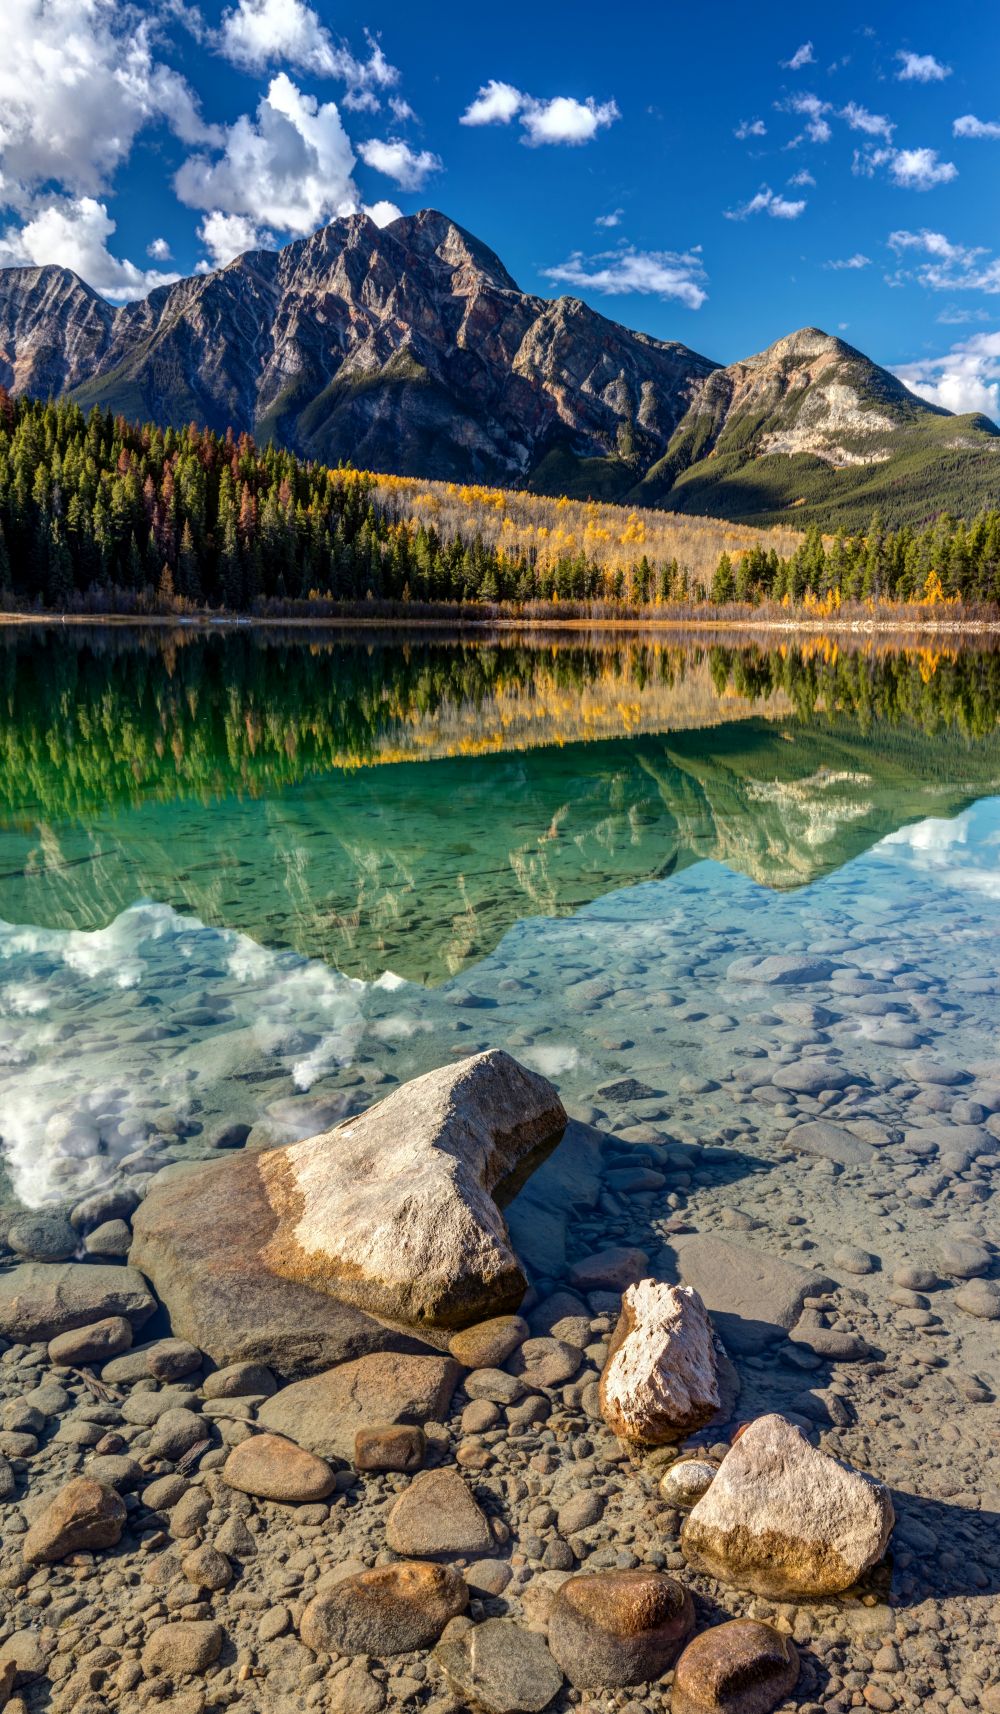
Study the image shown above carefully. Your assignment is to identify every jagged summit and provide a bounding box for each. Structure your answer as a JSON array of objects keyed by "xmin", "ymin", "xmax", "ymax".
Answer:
[{"xmin": 1, "ymin": 212, "xmax": 997, "ymax": 523}]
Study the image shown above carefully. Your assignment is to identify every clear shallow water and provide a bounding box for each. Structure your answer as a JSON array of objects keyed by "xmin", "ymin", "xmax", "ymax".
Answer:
[{"xmin": 1, "ymin": 625, "xmax": 1000, "ymax": 1228}]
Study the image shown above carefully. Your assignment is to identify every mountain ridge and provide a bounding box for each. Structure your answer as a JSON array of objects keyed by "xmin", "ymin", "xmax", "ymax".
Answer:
[{"xmin": 1, "ymin": 209, "xmax": 997, "ymax": 528}]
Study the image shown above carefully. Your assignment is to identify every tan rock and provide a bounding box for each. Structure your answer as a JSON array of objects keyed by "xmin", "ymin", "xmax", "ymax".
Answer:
[
  {"xmin": 385, "ymin": 1468, "xmax": 493, "ymax": 1558},
  {"xmin": 48, "ymin": 1316, "xmax": 133, "ymax": 1366},
  {"xmin": 547, "ymin": 1570, "xmax": 694, "ymax": 1689},
  {"xmin": 600, "ymin": 1281, "xmax": 719, "ymax": 1446},
  {"xmin": 258, "ymin": 1353, "xmax": 459, "ymax": 1460},
  {"xmin": 222, "ymin": 1433, "xmax": 335, "ymax": 1503},
  {"xmin": 300, "ymin": 1561, "xmax": 467, "ymax": 1655},
  {"xmin": 130, "ymin": 1052, "xmax": 565, "ymax": 1372},
  {"xmin": 448, "ymin": 1314, "xmax": 529, "ymax": 1369},
  {"xmin": 22, "ymin": 1477, "xmax": 126, "ymax": 1564},
  {"xmin": 141, "ymin": 1621, "xmax": 223, "ymax": 1675},
  {"xmin": 354, "ymin": 1423, "xmax": 426, "ymax": 1472},
  {"xmin": 671, "ymin": 1618, "xmax": 799, "ymax": 1714},
  {"xmin": 681, "ymin": 1414, "xmax": 894, "ymax": 1597}
]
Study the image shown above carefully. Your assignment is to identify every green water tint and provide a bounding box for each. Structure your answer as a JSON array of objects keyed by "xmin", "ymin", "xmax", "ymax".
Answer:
[{"xmin": 2, "ymin": 627, "xmax": 1000, "ymax": 983}]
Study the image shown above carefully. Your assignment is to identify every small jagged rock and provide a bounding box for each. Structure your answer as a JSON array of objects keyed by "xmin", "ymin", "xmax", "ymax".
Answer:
[
  {"xmin": 22, "ymin": 1478, "xmax": 126, "ymax": 1564},
  {"xmin": 600, "ymin": 1280, "xmax": 719, "ymax": 1446}
]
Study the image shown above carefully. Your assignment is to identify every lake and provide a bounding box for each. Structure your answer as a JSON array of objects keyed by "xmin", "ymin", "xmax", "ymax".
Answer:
[{"xmin": 2, "ymin": 622, "xmax": 1000, "ymax": 1683}]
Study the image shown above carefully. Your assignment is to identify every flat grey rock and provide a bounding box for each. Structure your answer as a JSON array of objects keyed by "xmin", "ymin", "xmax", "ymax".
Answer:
[
  {"xmin": 726, "ymin": 956, "xmax": 835, "ymax": 986},
  {"xmin": 258, "ymin": 1353, "xmax": 460, "ymax": 1460},
  {"xmin": 785, "ymin": 1121, "xmax": 875, "ymax": 1167},
  {"xmin": 0, "ymin": 1263, "xmax": 155, "ymax": 1344},
  {"xmin": 671, "ymin": 1236, "xmax": 835, "ymax": 1354}
]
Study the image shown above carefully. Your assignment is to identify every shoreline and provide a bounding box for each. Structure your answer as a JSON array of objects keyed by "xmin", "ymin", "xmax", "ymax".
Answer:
[{"xmin": 2, "ymin": 610, "xmax": 1000, "ymax": 636}]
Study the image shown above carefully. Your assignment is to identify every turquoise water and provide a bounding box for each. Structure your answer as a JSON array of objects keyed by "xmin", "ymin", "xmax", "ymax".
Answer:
[{"xmin": 1, "ymin": 625, "xmax": 1000, "ymax": 1223}]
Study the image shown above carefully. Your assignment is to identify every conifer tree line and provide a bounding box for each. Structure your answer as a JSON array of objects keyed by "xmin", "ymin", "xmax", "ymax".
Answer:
[{"xmin": 2, "ymin": 390, "xmax": 999, "ymax": 611}]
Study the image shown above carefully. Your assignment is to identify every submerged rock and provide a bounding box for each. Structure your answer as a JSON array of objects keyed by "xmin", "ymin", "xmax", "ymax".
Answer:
[
  {"xmin": 258, "ymin": 1352, "xmax": 459, "ymax": 1460},
  {"xmin": 0, "ymin": 1263, "xmax": 155, "ymax": 1344},
  {"xmin": 300, "ymin": 1561, "xmax": 467, "ymax": 1655},
  {"xmin": 547, "ymin": 1569, "xmax": 695, "ymax": 1688},
  {"xmin": 130, "ymin": 1051, "xmax": 565, "ymax": 1371},
  {"xmin": 23, "ymin": 1477, "xmax": 126, "ymax": 1564},
  {"xmin": 436, "ymin": 1618, "xmax": 563, "ymax": 1713},
  {"xmin": 671, "ymin": 1236, "xmax": 835, "ymax": 1355},
  {"xmin": 599, "ymin": 1280, "xmax": 720, "ymax": 1446},
  {"xmin": 681, "ymin": 1414, "xmax": 894, "ymax": 1597},
  {"xmin": 671, "ymin": 1618, "xmax": 800, "ymax": 1714}
]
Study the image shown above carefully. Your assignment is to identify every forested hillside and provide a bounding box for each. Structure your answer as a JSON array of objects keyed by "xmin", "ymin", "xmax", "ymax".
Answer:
[{"xmin": 1, "ymin": 392, "xmax": 999, "ymax": 613}]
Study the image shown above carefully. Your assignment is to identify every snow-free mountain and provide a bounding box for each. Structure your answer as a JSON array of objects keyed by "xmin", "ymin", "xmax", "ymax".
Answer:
[{"xmin": 1, "ymin": 209, "xmax": 997, "ymax": 526}]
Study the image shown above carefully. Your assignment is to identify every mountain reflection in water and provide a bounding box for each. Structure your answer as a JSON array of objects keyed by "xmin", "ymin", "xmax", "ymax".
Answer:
[{"xmin": 2, "ymin": 625, "xmax": 1000, "ymax": 984}]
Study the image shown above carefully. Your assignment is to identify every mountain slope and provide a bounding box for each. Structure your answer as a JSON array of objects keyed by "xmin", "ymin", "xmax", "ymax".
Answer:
[
  {"xmin": 8, "ymin": 210, "xmax": 718, "ymax": 488},
  {"xmin": 1, "ymin": 225, "xmax": 998, "ymax": 525},
  {"xmin": 636, "ymin": 327, "xmax": 1000, "ymax": 526}
]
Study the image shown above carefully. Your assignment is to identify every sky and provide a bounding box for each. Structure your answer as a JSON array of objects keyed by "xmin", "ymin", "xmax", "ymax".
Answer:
[{"xmin": 2, "ymin": 0, "xmax": 1000, "ymax": 422}]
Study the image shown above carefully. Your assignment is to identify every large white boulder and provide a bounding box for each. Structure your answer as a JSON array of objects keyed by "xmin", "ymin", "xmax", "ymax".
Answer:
[
  {"xmin": 599, "ymin": 1280, "xmax": 720, "ymax": 1446},
  {"xmin": 681, "ymin": 1413, "xmax": 895, "ymax": 1597},
  {"xmin": 130, "ymin": 1051, "xmax": 566, "ymax": 1371}
]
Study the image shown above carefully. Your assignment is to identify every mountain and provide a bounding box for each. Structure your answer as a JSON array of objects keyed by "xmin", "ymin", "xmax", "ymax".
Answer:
[
  {"xmin": 1, "ymin": 214, "xmax": 998, "ymax": 526},
  {"xmin": 0, "ymin": 210, "xmax": 716, "ymax": 488},
  {"xmin": 635, "ymin": 326, "xmax": 1000, "ymax": 527}
]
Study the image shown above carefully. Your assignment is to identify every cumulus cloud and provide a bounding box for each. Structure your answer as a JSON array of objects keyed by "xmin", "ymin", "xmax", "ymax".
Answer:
[
  {"xmin": 356, "ymin": 137, "xmax": 442, "ymax": 190},
  {"xmin": 218, "ymin": 0, "xmax": 398, "ymax": 111},
  {"xmin": 854, "ymin": 145, "xmax": 957, "ymax": 190},
  {"xmin": 147, "ymin": 237, "xmax": 172, "ymax": 261},
  {"xmin": 195, "ymin": 210, "xmax": 275, "ymax": 269},
  {"xmin": 839, "ymin": 102, "xmax": 894, "ymax": 142},
  {"xmin": 460, "ymin": 82, "xmax": 619, "ymax": 146},
  {"xmin": 595, "ymin": 208, "xmax": 624, "ymax": 228},
  {"xmin": 365, "ymin": 199, "xmax": 403, "ymax": 227},
  {"xmin": 825, "ymin": 253, "xmax": 871, "ymax": 270},
  {"xmin": 894, "ymin": 333, "xmax": 1000, "ymax": 421},
  {"xmin": 735, "ymin": 118, "xmax": 767, "ymax": 140},
  {"xmin": 725, "ymin": 184, "xmax": 807, "ymax": 221},
  {"xmin": 954, "ymin": 114, "xmax": 1000, "ymax": 140},
  {"xmin": 0, "ymin": 0, "xmax": 219, "ymax": 210},
  {"xmin": 896, "ymin": 50, "xmax": 951, "ymax": 83},
  {"xmin": 782, "ymin": 43, "xmax": 815, "ymax": 70},
  {"xmin": 778, "ymin": 92, "xmax": 832, "ymax": 145},
  {"xmin": 788, "ymin": 169, "xmax": 815, "ymax": 187},
  {"xmin": 0, "ymin": 196, "xmax": 179, "ymax": 300},
  {"xmin": 887, "ymin": 228, "xmax": 1000, "ymax": 293},
  {"xmin": 541, "ymin": 246, "xmax": 708, "ymax": 310},
  {"xmin": 175, "ymin": 73, "xmax": 358, "ymax": 235}
]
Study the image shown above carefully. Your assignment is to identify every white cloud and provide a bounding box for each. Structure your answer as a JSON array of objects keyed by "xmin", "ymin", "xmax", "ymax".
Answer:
[
  {"xmin": 725, "ymin": 184, "xmax": 807, "ymax": 221},
  {"xmin": 788, "ymin": 169, "xmax": 815, "ymax": 187},
  {"xmin": 936, "ymin": 307, "xmax": 991, "ymax": 325},
  {"xmin": 147, "ymin": 236, "xmax": 172, "ymax": 261},
  {"xmin": 854, "ymin": 145, "xmax": 957, "ymax": 190},
  {"xmin": 460, "ymin": 82, "xmax": 620, "ymax": 147},
  {"xmin": 735, "ymin": 119, "xmax": 767, "ymax": 140},
  {"xmin": 365, "ymin": 199, "xmax": 402, "ymax": 227},
  {"xmin": 541, "ymin": 246, "xmax": 708, "ymax": 310},
  {"xmin": 196, "ymin": 210, "xmax": 275, "ymax": 268},
  {"xmin": 0, "ymin": 0, "xmax": 218, "ymax": 210},
  {"xmin": 839, "ymin": 102, "xmax": 894, "ymax": 142},
  {"xmin": 887, "ymin": 227, "xmax": 1000, "ymax": 294},
  {"xmin": 595, "ymin": 208, "xmax": 624, "ymax": 228},
  {"xmin": 356, "ymin": 137, "xmax": 442, "ymax": 190},
  {"xmin": 779, "ymin": 92, "xmax": 832, "ymax": 145},
  {"xmin": 895, "ymin": 50, "xmax": 951, "ymax": 83},
  {"xmin": 954, "ymin": 114, "xmax": 1000, "ymax": 141},
  {"xmin": 894, "ymin": 333, "xmax": 1000, "ymax": 421},
  {"xmin": 388, "ymin": 95, "xmax": 415, "ymax": 122},
  {"xmin": 460, "ymin": 80, "xmax": 522, "ymax": 127},
  {"xmin": 0, "ymin": 195, "xmax": 179, "ymax": 300},
  {"xmin": 783, "ymin": 42, "xmax": 815, "ymax": 70},
  {"xmin": 825, "ymin": 253, "xmax": 871, "ymax": 270},
  {"xmin": 218, "ymin": 1, "xmax": 399, "ymax": 111},
  {"xmin": 175, "ymin": 73, "xmax": 359, "ymax": 235}
]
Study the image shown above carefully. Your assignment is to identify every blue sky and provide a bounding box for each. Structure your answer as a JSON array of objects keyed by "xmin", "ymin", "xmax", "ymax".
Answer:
[{"xmin": 2, "ymin": 0, "xmax": 1000, "ymax": 419}]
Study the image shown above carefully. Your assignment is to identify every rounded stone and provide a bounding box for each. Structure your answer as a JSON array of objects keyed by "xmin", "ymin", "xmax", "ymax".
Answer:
[
  {"xmin": 7, "ymin": 1211, "xmax": 77, "ymax": 1262},
  {"xmin": 203, "ymin": 1362, "xmax": 276, "ymax": 1399},
  {"xmin": 436, "ymin": 1618, "xmax": 564, "ymax": 1713},
  {"xmin": 671, "ymin": 1618, "xmax": 800, "ymax": 1714},
  {"xmin": 936, "ymin": 1238, "xmax": 992, "ymax": 1280},
  {"xmin": 954, "ymin": 1278, "xmax": 1000, "ymax": 1320},
  {"xmin": 833, "ymin": 1246, "xmax": 878, "ymax": 1276},
  {"xmin": 22, "ymin": 1478, "xmax": 126, "ymax": 1564},
  {"xmin": 141, "ymin": 1620, "xmax": 223, "ymax": 1675},
  {"xmin": 222, "ymin": 1433, "xmax": 336, "ymax": 1502},
  {"xmin": 83, "ymin": 1219, "xmax": 133, "ymax": 1258},
  {"xmin": 448, "ymin": 1315, "xmax": 529, "ymax": 1370},
  {"xmin": 354, "ymin": 1423, "xmax": 427, "ymax": 1473},
  {"xmin": 300, "ymin": 1561, "xmax": 468, "ymax": 1655},
  {"xmin": 660, "ymin": 1458, "xmax": 720, "ymax": 1509},
  {"xmin": 385, "ymin": 1468, "xmax": 493, "ymax": 1558},
  {"xmin": 547, "ymin": 1570, "xmax": 695, "ymax": 1688},
  {"xmin": 892, "ymin": 1263, "xmax": 939, "ymax": 1293},
  {"xmin": 48, "ymin": 1316, "xmax": 133, "ymax": 1367}
]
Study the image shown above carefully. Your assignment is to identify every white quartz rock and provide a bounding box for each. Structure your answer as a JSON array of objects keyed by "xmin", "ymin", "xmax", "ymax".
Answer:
[{"xmin": 599, "ymin": 1280, "xmax": 720, "ymax": 1446}]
